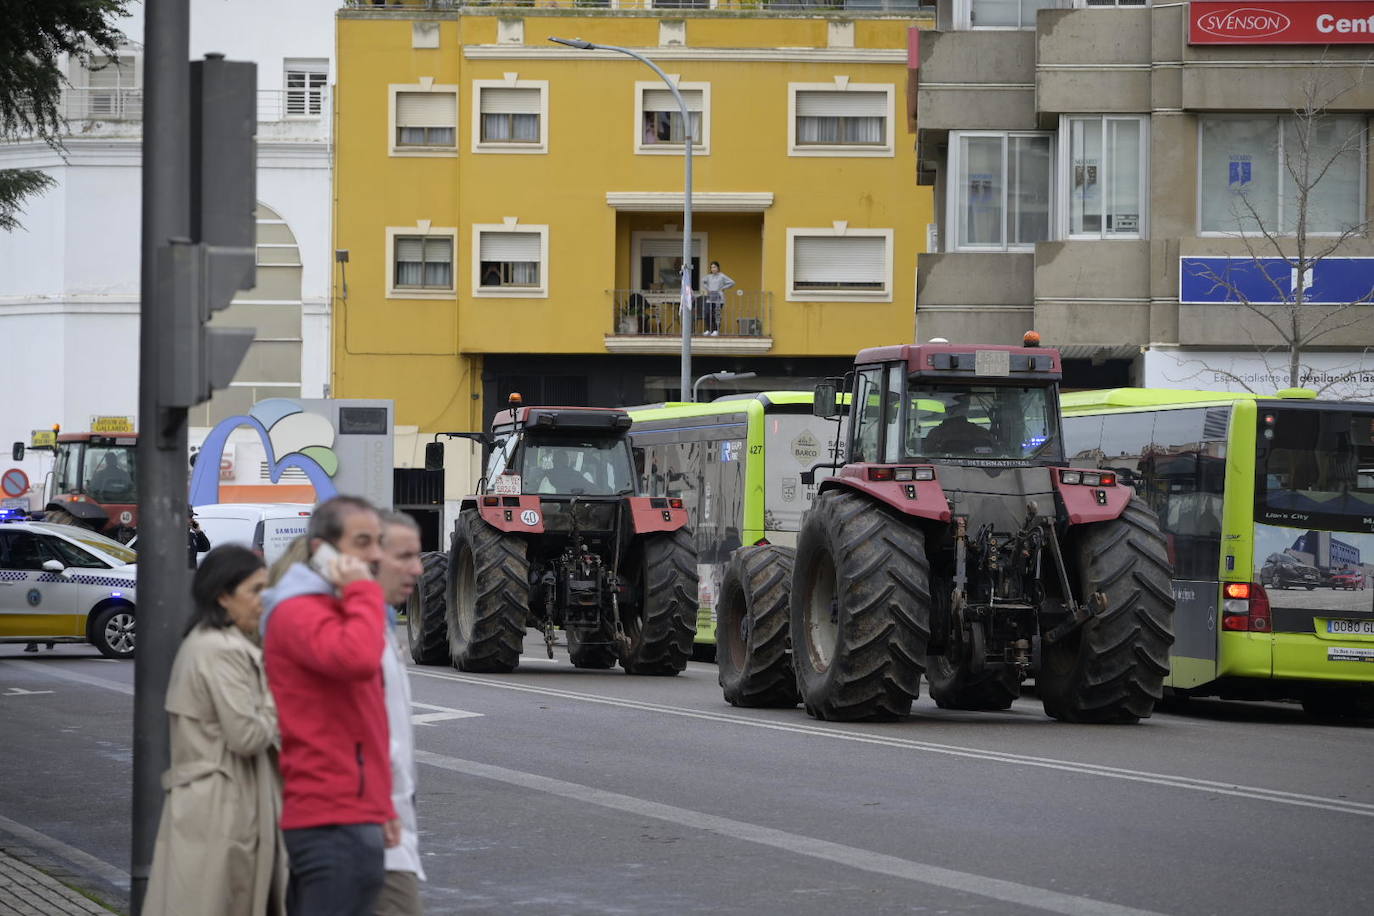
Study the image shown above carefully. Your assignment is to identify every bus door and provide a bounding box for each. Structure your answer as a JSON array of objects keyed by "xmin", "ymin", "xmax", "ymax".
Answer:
[{"xmin": 762, "ymin": 409, "xmax": 844, "ymax": 545}]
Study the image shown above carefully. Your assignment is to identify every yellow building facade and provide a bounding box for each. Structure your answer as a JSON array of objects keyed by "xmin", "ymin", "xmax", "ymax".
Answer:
[{"xmin": 333, "ymin": 4, "xmax": 932, "ymax": 436}]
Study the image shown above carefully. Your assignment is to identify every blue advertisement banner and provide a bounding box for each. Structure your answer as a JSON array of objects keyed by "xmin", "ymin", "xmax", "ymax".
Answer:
[{"xmin": 1179, "ymin": 256, "xmax": 1374, "ymax": 305}]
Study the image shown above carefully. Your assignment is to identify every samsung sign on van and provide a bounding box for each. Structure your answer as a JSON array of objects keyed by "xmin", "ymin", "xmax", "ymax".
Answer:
[{"xmin": 1191, "ymin": 1, "xmax": 1374, "ymax": 44}]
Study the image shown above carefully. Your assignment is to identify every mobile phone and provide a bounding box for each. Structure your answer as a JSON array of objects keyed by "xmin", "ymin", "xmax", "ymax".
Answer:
[{"xmin": 309, "ymin": 542, "xmax": 341, "ymax": 584}]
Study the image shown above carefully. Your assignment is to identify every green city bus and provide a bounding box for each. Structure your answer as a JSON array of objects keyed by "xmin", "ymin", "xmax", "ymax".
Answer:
[
  {"xmin": 1060, "ymin": 388, "xmax": 1374, "ymax": 717},
  {"xmin": 627, "ymin": 392, "xmax": 842, "ymax": 650}
]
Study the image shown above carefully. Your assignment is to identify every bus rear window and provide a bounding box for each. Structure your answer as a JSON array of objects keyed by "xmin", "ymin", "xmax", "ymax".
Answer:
[{"xmin": 1257, "ymin": 408, "xmax": 1374, "ymax": 528}]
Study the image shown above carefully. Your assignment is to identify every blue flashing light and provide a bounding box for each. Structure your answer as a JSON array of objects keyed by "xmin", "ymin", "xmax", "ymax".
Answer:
[
  {"xmin": 111, "ymin": 591, "xmax": 123, "ymax": 597},
  {"xmin": 0, "ymin": 507, "xmax": 28, "ymax": 521}
]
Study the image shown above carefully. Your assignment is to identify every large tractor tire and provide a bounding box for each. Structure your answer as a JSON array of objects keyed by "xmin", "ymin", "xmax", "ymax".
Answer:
[
  {"xmin": 446, "ymin": 511, "xmax": 529, "ymax": 673},
  {"xmin": 42, "ymin": 507, "xmax": 83, "ymax": 528},
  {"xmin": 926, "ymin": 633, "xmax": 1021, "ymax": 712},
  {"xmin": 718, "ymin": 545, "xmax": 799, "ymax": 708},
  {"xmin": 620, "ymin": 528, "xmax": 696, "ymax": 676},
  {"xmin": 791, "ymin": 490, "xmax": 930, "ymax": 721},
  {"xmin": 406, "ymin": 551, "xmax": 451, "ymax": 666},
  {"xmin": 1039, "ymin": 497, "xmax": 1175, "ymax": 724},
  {"xmin": 567, "ymin": 628, "xmax": 617, "ymax": 669}
]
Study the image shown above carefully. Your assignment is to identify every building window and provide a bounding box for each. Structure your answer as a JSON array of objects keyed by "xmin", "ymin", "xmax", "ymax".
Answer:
[
  {"xmin": 789, "ymin": 83, "xmax": 895, "ymax": 157},
  {"xmin": 81, "ymin": 54, "xmax": 138, "ymax": 119},
  {"xmin": 948, "ymin": 131, "xmax": 1053, "ymax": 251},
  {"xmin": 956, "ymin": 0, "xmax": 1059, "ymax": 29},
  {"xmin": 284, "ymin": 59, "xmax": 327, "ymax": 117},
  {"xmin": 393, "ymin": 236, "xmax": 454, "ymax": 291},
  {"xmin": 1199, "ymin": 115, "xmax": 1365, "ymax": 236},
  {"xmin": 787, "ymin": 229, "xmax": 893, "ymax": 301},
  {"xmin": 392, "ymin": 88, "xmax": 457, "ymax": 153},
  {"xmin": 1060, "ymin": 115, "xmax": 1148, "ymax": 239},
  {"xmin": 473, "ymin": 225, "xmax": 549, "ymax": 297},
  {"xmin": 637, "ymin": 83, "xmax": 707, "ymax": 154},
  {"xmin": 473, "ymin": 81, "xmax": 548, "ymax": 153}
]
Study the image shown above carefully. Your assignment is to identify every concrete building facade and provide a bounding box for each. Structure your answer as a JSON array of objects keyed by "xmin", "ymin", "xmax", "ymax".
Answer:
[{"xmin": 914, "ymin": 0, "xmax": 1374, "ymax": 396}]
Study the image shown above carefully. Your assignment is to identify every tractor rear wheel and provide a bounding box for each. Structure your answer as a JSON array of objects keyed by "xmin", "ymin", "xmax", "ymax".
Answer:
[
  {"xmin": 1039, "ymin": 498, "xmax": 1175, "ymax": 724},
  {"xmin": 926, "ymin": 637, "xmax": 1021, "ymax": 711},
  {"xmin": 791, "ymin": 491, "xmax": 929, "ymax": 721},
  {"xmin": 567, "ymin": 628, "xmax": 617, "ymax": 669},
  {"xmin": 406, "ymin": 551, "xmax": 451, "ymax": 666},
  {"xmin": 718, "ymin": 545, "xmax": 799, "ymax": 708},
  {"xmin": 620, "ymin": 528, "xmax": 696, "ymax": 676},
  {"xmin": 446, "ymin": 511, "xmax": 529, "ymax": 673}
]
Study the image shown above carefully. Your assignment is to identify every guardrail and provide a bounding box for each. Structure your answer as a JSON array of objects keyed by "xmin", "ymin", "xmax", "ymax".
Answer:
[
  {"xmin": 611, "ymin": 289, "xmax": 771, "ymax": 338},
  {"xmin": 258, "ymin": 88, "xmax": 328, "ymax": 122},
  {"xmin": 344, "ymin": 0, "xmax": 931, "ymax": 12}
]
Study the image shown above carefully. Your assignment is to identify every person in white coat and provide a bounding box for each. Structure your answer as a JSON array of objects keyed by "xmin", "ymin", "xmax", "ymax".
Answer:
[{"xmin": 374, "ymin": 512, "xmax": 427, "ymax": 916}]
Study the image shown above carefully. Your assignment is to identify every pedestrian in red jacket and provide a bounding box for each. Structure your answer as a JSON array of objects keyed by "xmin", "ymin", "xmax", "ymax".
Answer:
[{"xmin": 261, "ymin": 496, "xmax": 400, "ymax": 916}]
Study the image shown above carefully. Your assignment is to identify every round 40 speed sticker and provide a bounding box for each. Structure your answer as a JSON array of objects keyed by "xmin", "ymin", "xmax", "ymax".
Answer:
[{"xmin": 520, "ymin": 509, "xmax": 540, "ymax": 526}]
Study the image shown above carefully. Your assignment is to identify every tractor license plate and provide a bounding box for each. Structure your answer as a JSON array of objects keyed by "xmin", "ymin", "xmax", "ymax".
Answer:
[
  {"xmin": 492, "ymin": 474, "xmax": 522, "ymax": 495},
  {"xmin": 1327, "ymin": 619, "xmax": 1374, "ymax": 636},
  {"xmin": 975, "ymin": 349, "xmax": 1010, "ymax": 377}
]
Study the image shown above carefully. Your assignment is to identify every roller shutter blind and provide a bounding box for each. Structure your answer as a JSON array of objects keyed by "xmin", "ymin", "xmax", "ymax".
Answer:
[
  {"xmin": 639, "ymin": 238, "xmax": 702, "ymax": 258},
  {"xmin": 479, "ymin": 88, "xmax": 541, "ymax": 114},
  {"xmin": 795, "ymin": 90, "xmax": 886, "ymax": 118},
  {"xmin": 396, "ymin": 92, "xmax": 456, "ymax": 127},
  {"xmin": 793, "ymin": 236, "xmax": 886, "ymax": 285},
  {"xmin": 643, "ymin": 88, "xmax": 703, "ymax": 112},
  {"xmin": 479, "ymin": 232, "xmax": 541, "ymax": 261}
]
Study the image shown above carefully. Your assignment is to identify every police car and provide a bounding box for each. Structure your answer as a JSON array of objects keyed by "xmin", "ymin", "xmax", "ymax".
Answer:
[{"xmin": 0, "ymin": 509, "xmax": 138, "ymax": 659}]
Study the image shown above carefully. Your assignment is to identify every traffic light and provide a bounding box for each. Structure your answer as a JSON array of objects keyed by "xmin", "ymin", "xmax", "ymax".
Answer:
[{"xmin": 158, "ymin": 55, "xmax": 258, "ymax": 409}]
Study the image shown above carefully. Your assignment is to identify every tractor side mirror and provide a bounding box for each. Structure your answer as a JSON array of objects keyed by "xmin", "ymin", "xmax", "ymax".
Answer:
[
  {"xmin": 424, "ymin": 441, "xmax": 445, "ymax": 471},
  {"xmin": 813, "ymin": 381, "xmax": 840, "ymax": 419},
  {"xmin": 11, "ymin": 442, "xmax": 23, "ymax": 461}
]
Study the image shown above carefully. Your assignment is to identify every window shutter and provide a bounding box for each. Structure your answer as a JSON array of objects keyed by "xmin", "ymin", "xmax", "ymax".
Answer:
[
  {"xmin": 480, "ymin": 232, "xmax": 541, "ymax": 261},
  {"xmin": 794, "ymin": 236, "xmax": 886, "ymax": 285},
  {"xmin": 643, "ymin": 88, "xmax": 703, "ymax": 113},
  {"xmin": 396, "ymin": 92, "xmax": 456, "ymax": 127},
  {"xmin": 640, "ymin": 238, "xmax": 702, "ymax": 258},
  {"xmin": 796, "ymin": 90, "xmax": 886, "ymax": 118},
  {"xmin": 423, "ymin": 238, "xmax": 452, "ymax": 262},
  {"xmin": 88, "ymin": 56, "xmax": 135, "ymax": 88},
  {"xmin": 480, "ymin": 88, "xmax": 541, "ymax": 115},
  {"xmin": 395, "ymin": 237, "xmax": 425, "ymax": 262}
]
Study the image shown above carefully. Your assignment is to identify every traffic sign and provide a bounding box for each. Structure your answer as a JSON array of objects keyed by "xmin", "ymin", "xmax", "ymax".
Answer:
[{"xmin": 1, "ymin": 468, "xmax": 30, "ymax": 497}]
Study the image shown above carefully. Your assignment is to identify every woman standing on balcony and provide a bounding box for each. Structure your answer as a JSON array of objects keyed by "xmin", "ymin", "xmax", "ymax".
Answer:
[{"xmin": 701, "ymin": 261, "xmax": 736, "ymax": 336}]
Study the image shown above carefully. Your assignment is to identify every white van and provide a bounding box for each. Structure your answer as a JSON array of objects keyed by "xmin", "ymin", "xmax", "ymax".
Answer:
[{"xmin": 191, "ymin": 503, "xmax": 314, "ymax": 565}]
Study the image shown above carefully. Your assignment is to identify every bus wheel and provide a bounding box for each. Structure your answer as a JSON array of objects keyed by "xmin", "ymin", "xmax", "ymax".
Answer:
[
  {"xmin": 619, "ymin": 529, "xmax": 696, "ymax": 676},
  {"xmin": 1040, "ymin": 498, "xmax": 1175, "ymax": 724},
  {"xmin": 718, "ymin": 545, "xmax": 799, "ymax": 708},
  {"xmin": 407, "ymin": 552, "xmax": 451, "ymax": 665},
  {"xmin": 1302, "ymin": 688, "xmax": 1374, "ymax": 721},
  {"xmin": 926, "ymin": 623, "xmax": 1021, "ymax": 711},
  {"xmin": 791, "ymin": 491, "xmax": 928, "ymax": 722},
  {"xmin": 446, "ymin": 512, "xmax": 528, "ymax": 673},
  {"xmin": 568, "ymin": 627, "xmax": 617, "ymax": 669}
]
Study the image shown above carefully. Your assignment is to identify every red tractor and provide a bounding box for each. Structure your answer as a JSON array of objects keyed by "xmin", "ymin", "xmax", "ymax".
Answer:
[
  {"xmin": 406, "ymin": 398, "xmax": 698, "ymax": 675},
  {"xmin": 716, "ymin": 337, "xmax": 1176, "ymax": 723},
  {"xmin": 12, "ymin": 428, "xmax": 139, "ymax": 542}
]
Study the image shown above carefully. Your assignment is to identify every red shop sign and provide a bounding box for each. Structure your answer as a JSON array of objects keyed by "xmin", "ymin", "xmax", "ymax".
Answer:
[{"xmin": 1190, "ymin": 1, "xmax": 1374, "ymax": 44}]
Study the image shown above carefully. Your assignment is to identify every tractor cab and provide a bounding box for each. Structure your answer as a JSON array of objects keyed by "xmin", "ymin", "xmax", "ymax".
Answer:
[{"xmin": 484, "ymin": 403, "xmax": 637, "ymax": 500}]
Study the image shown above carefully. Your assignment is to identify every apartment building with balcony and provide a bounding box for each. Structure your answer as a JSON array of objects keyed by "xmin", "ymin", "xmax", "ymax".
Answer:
[
  {"xmin": 0, "ymin": 0, "xmax": 337, "ymax": 480},
  {"xmin": 914, "ymin": 0, "xmax": 1374, "ymax": 394},
  {"xmin": 331, "ymin": 1, "xmax": 931, "ymax": 437}
]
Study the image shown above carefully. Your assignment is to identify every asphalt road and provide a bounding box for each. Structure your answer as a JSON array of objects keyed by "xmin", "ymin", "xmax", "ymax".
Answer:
[{"xmin": 1, "ymin": 638, "xmax": 1372, "ymax": 916}]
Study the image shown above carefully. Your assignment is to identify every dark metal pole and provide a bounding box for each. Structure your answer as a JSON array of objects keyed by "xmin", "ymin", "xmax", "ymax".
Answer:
[{"xmin": 133, "ymin": 0, "xmax": 192, "ymax": 911}]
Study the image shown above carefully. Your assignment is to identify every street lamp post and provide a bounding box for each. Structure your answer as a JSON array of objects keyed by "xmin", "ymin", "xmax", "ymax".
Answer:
[
  {"xmin": 549, "ymin": 36, "xmax": 695, "ymax": 400},
  {"xmin": 693, "ymin": 370, "xmax": 757, "ymax": 404}
]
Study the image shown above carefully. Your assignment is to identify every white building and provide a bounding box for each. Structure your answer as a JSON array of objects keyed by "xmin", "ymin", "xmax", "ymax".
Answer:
[{"xmin": 0, "ymin": 0, "xmax": 337, "ymax": 494}]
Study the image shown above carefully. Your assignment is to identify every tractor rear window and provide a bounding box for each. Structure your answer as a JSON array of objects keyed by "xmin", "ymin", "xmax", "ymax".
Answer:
[
  {"xmin": 906, "ymin": 384, "xmax": 1059, "ymax": 462},
  {"xmin": 519, "ymin": 436, "xmax": 635, "ymax": 497}
]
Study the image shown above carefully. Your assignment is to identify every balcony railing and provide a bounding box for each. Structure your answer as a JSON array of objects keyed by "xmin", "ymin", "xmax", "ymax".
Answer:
[
  {"xmin": 63, "ymin": 87, "xmax": 142, "ymax": 121},
  {"xmin": 611, "ymin": 289, "xmax": 771, "ymax": 338},
  {"xmin": 345, "ymin": 1, "xmax": 930, "ymax": 12},
  {"xmin": 258, "ymin": 88, "xmax": 329, "ymax": 122}
]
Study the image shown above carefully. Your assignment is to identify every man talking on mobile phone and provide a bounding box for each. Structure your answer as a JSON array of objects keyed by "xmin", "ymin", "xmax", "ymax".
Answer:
[{"xmin": 260, "ymin": 495, "xmax": 402, "ymax": 916}]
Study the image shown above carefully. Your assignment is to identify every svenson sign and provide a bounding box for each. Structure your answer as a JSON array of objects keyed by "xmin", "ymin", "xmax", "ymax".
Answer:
[{"xmin": 1190, "ymin": 1, "xmax": 1374, "ymax": 44}]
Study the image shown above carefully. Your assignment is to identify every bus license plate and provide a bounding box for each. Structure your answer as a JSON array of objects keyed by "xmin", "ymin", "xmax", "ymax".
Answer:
[{"xmin": 1327, "ymin": 619, "xmax": 1374, "ymax": 636}]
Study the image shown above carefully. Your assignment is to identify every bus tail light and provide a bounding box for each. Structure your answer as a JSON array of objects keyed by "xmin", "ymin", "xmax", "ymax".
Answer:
[{"xmin": 1222, "ymin": 582, "xmax": 1271, "ymax": 632}]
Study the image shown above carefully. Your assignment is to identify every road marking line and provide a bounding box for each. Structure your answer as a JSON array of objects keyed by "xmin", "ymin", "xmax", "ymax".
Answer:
[
  {"xmin": 411, "ymin": 668, "xmax": 1374, "ymax": 818},
  {"xmin": 0, "ymin": 813, "xmax": 130, "ymax": 890},
  {"xmin": 414, "ymin": 749, "xmax": 1166, "ymax": 916},
  {"xmin": 3, "ymin": 687, "xmax": 54, "ymax": 696},
  {"xmin": 411, "ymin": 701, "xmax": 483, "ymax": 726},
  {"xmin": 0, "ymin": 661, "xmax": 132, "ymax": 695}
]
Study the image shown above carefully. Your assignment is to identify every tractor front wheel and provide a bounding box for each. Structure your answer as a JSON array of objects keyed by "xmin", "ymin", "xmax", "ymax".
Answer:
[
  {"xmin": 1039, "ymin": 498, "xmax": 1175, "ymax": 724},
  {"xmin": 718, "ymin": 545, "xmax": 799, "ymax": 708},
  {"xmin": 791, "ymin": 490, "xmax": 929, "ymax": 722},
  {"xmin": 406, "ymin": 551, "xmax": 451, "ymax": 666},
  {"xmin": 446, "ymin": 511, "xmax": 529, "ymax": 673},
  {"xmin": 620, "ymin": 528, "xmax": 696, "ymax": 675}
]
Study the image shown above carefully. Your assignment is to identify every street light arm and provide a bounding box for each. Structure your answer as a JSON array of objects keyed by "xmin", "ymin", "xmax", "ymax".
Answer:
[{"xmin": 549, "ymin": 35, "xmax": 695, "ymax": 400}]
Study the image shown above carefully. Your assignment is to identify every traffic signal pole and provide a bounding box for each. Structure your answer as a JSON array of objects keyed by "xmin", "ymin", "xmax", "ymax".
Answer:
[{"xmin": 133, "ymin": 0, "xmax": 192, "ymax": 911}]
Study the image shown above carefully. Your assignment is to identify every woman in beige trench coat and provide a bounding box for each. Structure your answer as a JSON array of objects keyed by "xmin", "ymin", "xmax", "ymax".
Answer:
[{"xmin": 145, "ymin": 545, "xmax": 288, "ymax": 916}]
